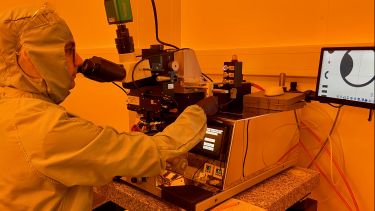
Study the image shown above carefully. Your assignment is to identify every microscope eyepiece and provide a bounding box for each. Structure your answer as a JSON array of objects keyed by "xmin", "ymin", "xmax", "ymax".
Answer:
[{"xmin": 78, "ymin": 56, "xmax": 126, "ymax": 82}]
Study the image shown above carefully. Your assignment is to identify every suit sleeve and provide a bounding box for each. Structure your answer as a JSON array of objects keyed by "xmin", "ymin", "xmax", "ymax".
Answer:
[{"xmin": 19, "ymin": 105, "xmax": 206, "ymax": 186}]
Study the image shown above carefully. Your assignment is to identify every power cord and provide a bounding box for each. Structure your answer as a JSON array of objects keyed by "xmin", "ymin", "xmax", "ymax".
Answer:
[
  {"xmin": 150, "ymin": 0, "xmax": 179, "ymax": 49},
  {"xmin": 307, "ymin": 105, "xmax": 343, "ymax": 168},
  {"xmin": 111, "ymin": 82, "xmax": 128, "ymax": 95},
  {"xmin": 202, "ymin": 73, "xmax": 213, "ymax": 82},
  {"xmin": 328, "ymin": 103, "xmax": 344, "ymax": 109}
]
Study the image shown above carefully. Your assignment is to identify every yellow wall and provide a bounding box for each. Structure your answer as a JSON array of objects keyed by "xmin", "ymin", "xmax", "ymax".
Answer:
[
  {"xmin": 181, "ymin": 0, "xmax": 374, "ymax": 77},
  {"xmin": 181, "ymin": 0, "xmax": 374, "ymax": 48},
  {"xmin": 55, "ymin": 0, "xmax": 181, "ymax": 49}
]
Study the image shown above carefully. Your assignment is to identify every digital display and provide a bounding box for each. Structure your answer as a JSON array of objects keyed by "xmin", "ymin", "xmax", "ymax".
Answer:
[
  {"xmin": 190, "ymin": 124, "xmax": 229, "ymax": 161},
  {"xmin": 316, "ymin": 47, "xmax": 375, "ymax": 108},
  {"xmin": 202, "ymin": 128, "xmax": 224, "ymax": 152}
]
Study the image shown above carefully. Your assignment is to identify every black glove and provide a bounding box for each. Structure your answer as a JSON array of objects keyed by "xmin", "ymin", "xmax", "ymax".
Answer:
[{"xmin": 196, "ymin": 96, "xmax": 219, "ymax": 116}]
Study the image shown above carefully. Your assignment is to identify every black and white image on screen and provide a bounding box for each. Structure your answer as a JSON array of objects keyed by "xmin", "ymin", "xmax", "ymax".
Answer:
[{"xmin": 318, "ymin": 49, "xmax": 374, "ymax": 104}]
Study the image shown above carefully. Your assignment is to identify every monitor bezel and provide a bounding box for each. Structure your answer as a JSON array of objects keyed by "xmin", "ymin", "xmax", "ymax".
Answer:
[{"xmin": 315, "ymin": 46, "xmax": 375, "ymax": 109}]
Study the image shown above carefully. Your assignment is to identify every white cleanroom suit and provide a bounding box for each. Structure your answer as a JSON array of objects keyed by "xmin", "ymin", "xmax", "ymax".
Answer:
[{"xmin": 0, "ymin": 6, "xmax": 206, "ymax": 211}]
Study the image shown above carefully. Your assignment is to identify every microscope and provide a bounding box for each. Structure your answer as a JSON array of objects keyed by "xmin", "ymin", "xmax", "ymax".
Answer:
[{"xmin": 78, "ymin": 1, "xmax": 300, "ymax": 210}]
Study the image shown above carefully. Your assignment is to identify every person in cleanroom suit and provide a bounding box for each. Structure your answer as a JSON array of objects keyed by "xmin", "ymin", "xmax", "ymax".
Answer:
[{"xmin": 0, "ymin": 6, "xmax": 218, "ymax": 211}]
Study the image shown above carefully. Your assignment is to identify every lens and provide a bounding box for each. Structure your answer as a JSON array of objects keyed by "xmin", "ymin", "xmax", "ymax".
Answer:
[{"xmin": 78, "ymin": 56, "xmax": 126, "ymax": 82}]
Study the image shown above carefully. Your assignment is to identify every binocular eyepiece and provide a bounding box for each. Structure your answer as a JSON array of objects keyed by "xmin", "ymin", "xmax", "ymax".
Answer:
[{"xmin": 78, "ymin": 56, "xmax": 126, "ymax": 82}]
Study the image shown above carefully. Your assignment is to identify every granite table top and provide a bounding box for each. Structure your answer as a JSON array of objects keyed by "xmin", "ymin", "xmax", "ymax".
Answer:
[{"xmin": 94, "ymin": 167, "xmax": 319, "ymax": 211}]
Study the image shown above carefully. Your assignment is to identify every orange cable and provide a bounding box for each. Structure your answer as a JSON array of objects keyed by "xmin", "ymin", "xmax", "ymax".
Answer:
[
  {"xmin": 277, "ymin": 142, "xmax": 300, "ymax": 162},
  {"xmin": 301, "ymin": 121, "xmax": 360, "ymax": 211},
  {"xmin": 251, "ymin": 82, "xmax": 265, "ymax": 91},
  {"xmin": 299, "ymin": 141, "xmax": 353, "ymax": 211}
]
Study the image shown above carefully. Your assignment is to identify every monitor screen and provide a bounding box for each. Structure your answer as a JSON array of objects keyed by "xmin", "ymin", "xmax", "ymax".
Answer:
[
  {"xmin": 315, "ymin": 47, "xmax": 375, "ymax": 109},
  {"xmin": 190, "ymin": 124, "xmax": 229, "ymax": 161}
]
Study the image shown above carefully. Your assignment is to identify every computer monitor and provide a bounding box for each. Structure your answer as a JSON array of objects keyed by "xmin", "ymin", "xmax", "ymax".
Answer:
[{"xmin": 315, "ymin": 47, "xmax": 375, "ymax": 109}]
